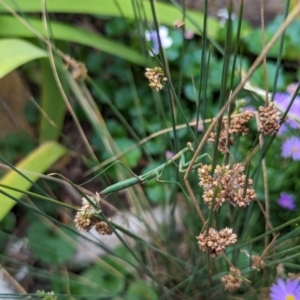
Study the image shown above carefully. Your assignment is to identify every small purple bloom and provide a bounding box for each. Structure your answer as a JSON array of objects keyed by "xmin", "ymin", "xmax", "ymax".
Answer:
[
  {"xmin": 277, "ymin": 192, "xmax": 296, "ymax": 211},
  {"xmin": 270, "ymin": 278, "xmax": 300, "ymax": 300},
  {"xmin": 279, "ymin": 118, "xmax": 300, "ymax": 135},
  {"xmin": 243, "ymin": 106, "xmax": 256, "ymax": 113},
  {"xmin": 274, "ymin": 92, "xmax": 300, "ymax": 131},
  {"xmin": 145, "ymin": 26, "xmax": 173, "ymax": 56},
  {"xmin": 165, "ymin": 150, "xmax": 175, "ymax": 160},
  {"xmin": 287, "ymin": 118, "xmax": 300, "ymax": 129},
  {"xmin": 287, "ymin": 82, "xmax": 300, "ymax": 95},
  {"xmin": 278, "ymin": 123, "xmax": 288, "ymax": 135},
  {"xmin": 184, "ymin": 29, "xmax": 194, "ymax": 40},
  {"xmin": 281, "ymin": 137, "xmax": 300, "ymax": 160},
  {"xmin": 197, "ymin": 122, "xmax": 204, "ymax": 132}
]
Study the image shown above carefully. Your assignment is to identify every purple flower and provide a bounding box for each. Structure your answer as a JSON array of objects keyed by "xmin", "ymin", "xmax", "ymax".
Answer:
[
  {"xmin": 287, "ymin": 82, "xmax": 300, "ymax": 95},
  {"xmin": 281, "ymin": 137, "xmax": 300, "ymax": 160},
  {"xmin": 243, "ymin": 106, "xmax": 256, "ymax": 113},
  {"xmin": 184, "ymin": 29, "xmax": 194, "ymax": 40},
  {"xmin": 165, "ymin": 150, "xmax": 175, "ymax": 160},
  {"xmin": 270, "ymin": 278, "xmax": 300, "ymax": 300},
  {"xmin": 278, "ymin": 123, "xmax": 288, "ymax": 135},
  {"xmin": 145, "ymin": 26, "xmax": 173, "ymax": 56},
  {"xmin": 277, "ymin": 192, "xmax": 296, "ymax": 210},
  {"xmin": 274, "ymin": 92, "xmax": 300, "ymax": 131}
]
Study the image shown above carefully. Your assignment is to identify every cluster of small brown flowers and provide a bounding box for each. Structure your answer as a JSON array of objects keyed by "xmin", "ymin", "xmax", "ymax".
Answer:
[
  {"xmin": 74, "ymin": 194, "xmax": 113, "ymax": 235},
  {"xmin": 258, "ymin": 102, "xmax": 281, "ymax": 135},
  {"xmin": 251, "ymin": 255, "xmax": 265, "ymax": 271},
  {"xmin": 64, "ymin": 55, "xmax": 88, "ymax": 81},
  {"xmin": 276, "ymin": 263, "xmax": 285, "ymax": 277},
  {"xmin": 95, "ymin": 221, "xmax": 113, "ymax": 235},
  {"xmin": 208, "ymin": 112, "xmax": 254, "ymax": 153},
  {"xmin": 145, "ymin": 67, "xmax": 167, "ymax": 92},
  {"xmin": 221, "ymin": 267, "xmax": 242, "ymax": 292},
  {"xmin": 275, "ymin": 263, "xmax": 300, "ymax": 280},
  {"xmin": 229, "ymin": 111, "xmax": 255, "ymax": 135},
  {"xmin": 196, "ymin": 227, "xmax": 237, "ymax": 258},
  {"xmin": 208, "ymin": 121, "xmax": 234, "ymax": 154},
  {"xmin": 198, "ymin": 163, "xmax": 256, "ymax": 209}
]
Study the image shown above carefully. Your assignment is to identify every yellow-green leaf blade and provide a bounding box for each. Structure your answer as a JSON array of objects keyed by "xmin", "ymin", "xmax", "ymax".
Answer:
[
  {"xmin": 0, "ymin": 0, "xmax": 219, "ymax": 37},
  {"xmin": 0, "ymin": 141, "xmax": 67, "ymax": 221},
  {"xmin": 0, "ymin": 16, "xmax": 147, "ymax": 66},
  {"xmin": 0, "ymin": 38, "xmax": 48, "ymax": 79}
]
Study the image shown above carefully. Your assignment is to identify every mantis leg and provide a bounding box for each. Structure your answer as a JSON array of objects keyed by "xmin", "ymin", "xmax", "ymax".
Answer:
[
  {"xmin": 100, "ymin": 144, "xmax": 195, "ymax": 195},
  {"xmin": 179, "ymin": 153, "xmax": 212, "ymax": 173}
]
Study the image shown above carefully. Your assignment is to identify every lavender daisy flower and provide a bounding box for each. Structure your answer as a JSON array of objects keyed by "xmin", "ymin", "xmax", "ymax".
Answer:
[
  {"xmin": 270, "ymin": 278, "xmax": 300, "ymax": 300},
  {"xmin": 277, "ymin": 192, "xmax": 296, "ymax": 211},
  {"xmin": 279, "ymin": 118, "xmax": 300, "ymax": 134},
  {"xmin": 274, "ymin": 92, "xmax": 300, "ymax": 131},
  {"xmin": 281, "ymin": 137, "xmax": 300, "ymax": 160},
  {"xmin": 145, "ymin": 26, "xmax": 173, "ymax": 56}
]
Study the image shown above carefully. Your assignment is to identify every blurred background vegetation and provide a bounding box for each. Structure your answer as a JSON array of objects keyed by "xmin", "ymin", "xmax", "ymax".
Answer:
[{"xmin": 0, "ymin": 0, "xmax": 300, "ymax": 299}]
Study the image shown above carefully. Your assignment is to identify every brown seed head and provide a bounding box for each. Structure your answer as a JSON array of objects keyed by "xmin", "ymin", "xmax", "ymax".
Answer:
[
  {"xmin": 251, "ymin": 255, "xmax": 265, "ymax": 271},
  {"xmin": 74, "ymin": 211, "xmax": 97, "ymax": 232},
  {"xmin": 145, "ymin": 67, "xmax": 167, "ymax": 92},
  {"xmin": 198, "ymin": 163, "xmax": 256, "ymax": 209},
  {"xmin": 229, "ymin": 111, "xmax": 255, "ymax": 136},
  {"xmin": 95, "ymin": 220, "xmax": 113, "ymax": 235},
  {"xmin": 64, "ymin": 55, "xmax": 88, "ymax": 81},
  {"xmin": 196, "ymin": 227, "xmax": 237, "ymax": 258},
  {"xmin": 221, "ymin": 267, "xmax": 242, "ymax": 292},
  {"xmin": 258, "ymin": 102, "xmax": 281, "ymax": 135},
  {"xmin": 74, "ymin": 194, "xmax": 102, "ymax": 232}
]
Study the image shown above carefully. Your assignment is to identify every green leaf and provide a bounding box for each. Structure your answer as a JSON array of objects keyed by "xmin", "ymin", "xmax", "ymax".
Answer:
[
  {"xmin": 71, "ymin": 264, "xmax": 125, "ymax": 299},
  {"xmin": 28, "ymin": 221, "xmax": 77, "ymax": 264},
  {"xmin": 125, "ymin": 280, "xmax": 158, "ymax": 300},
  {"xmin": 39, "ymin": 58, "xmax": 66, "ymax": 142},
  {"xmin": 252, "ymin": 62, "xmax": 288, "ymax": 91},
  {"xmin": 115, "ymin": 138, "xmax": 142, "ymax": 168},
  {"xmin": 0, "ymin": 38, "xmax": 47, "ymax": 79},
  {"xmin": 0, "ymin": 16, "xmax": 146, "ymax": 66},
  {"xmin": 243, "ymin": 16, "xmax": 300, "ymax": 60},
  {"xmin": 145, "ymin": 184, "xmax": 171, "ymax": 204},
  {"xmin": 0, "ymin": 0, "xmax": 219, "ymax": 37},
  {"xmin": 0, "ymin": 141, "xmax": 67, "ymax": 221}
]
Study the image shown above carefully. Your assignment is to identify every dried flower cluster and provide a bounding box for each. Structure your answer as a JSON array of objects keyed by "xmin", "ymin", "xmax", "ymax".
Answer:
[
  {"xmin": 74, "ymin": 194, "xmax": 113, "ymax": 235},
  {"xmin": 251, "ymin": 255, "xmax": 265, "ymax": 271},
  {"xmin": 221, "ymin": 267, "xmax": 242, "ymax": 292},
  {"xmin": 229, "ymin": 111, "xmax": 255, "ymax": 135},
  {"xmin": 196, "ymin": 227, "xmax": 237, "ymax": 258},
  {"xmin": 208, "ymin": 119, "xmax": 234, "ymax": 154},
  {"xmin": 275, "ymin": 263, "xmax": 300, "ymax": 280},
  {"xmin": 198, "ymin": 163, "xmax": 256, "ymax": 209},
  {"xmin": 145, "ymin": 67, "xmax": 167, "ymax": 92},
  {"xmin": 95, "ymin": 221, "xmax": 113, "ymax": 235},
  {"xmin": 208, "ymin": 111, "xmax": 255, "ymax": 154},
  {"xmin": 64, "ymin": 55, "xmax": 88, "ymax": 81},
  {"xmin": 258, "ymin": 102, "xmax": 281, "ymax": 135}
]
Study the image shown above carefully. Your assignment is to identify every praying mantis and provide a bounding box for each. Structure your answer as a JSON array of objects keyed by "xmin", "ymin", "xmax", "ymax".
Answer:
[{"xmin": 99, "ymin": 142, "xmax": 210, "ymax": 195}]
